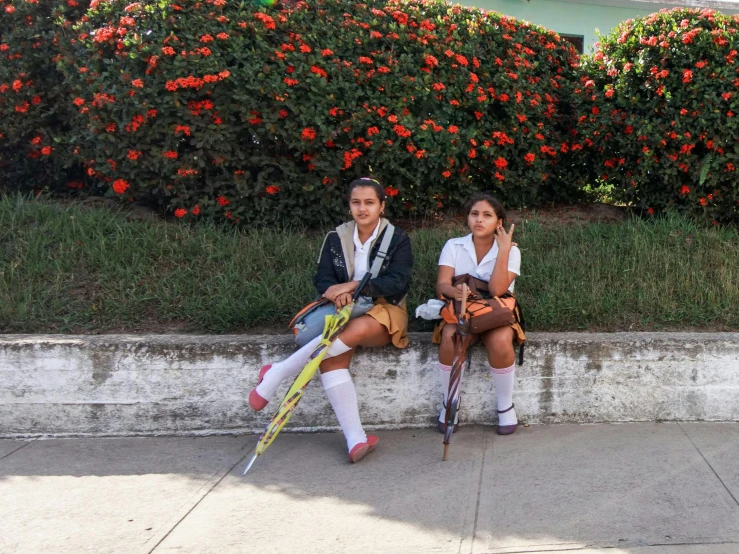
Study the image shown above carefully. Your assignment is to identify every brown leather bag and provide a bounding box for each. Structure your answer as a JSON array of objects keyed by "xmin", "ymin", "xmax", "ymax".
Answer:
[{"xmin": 440, "ymin": 274, "xmax": 517, "ymax": 334}]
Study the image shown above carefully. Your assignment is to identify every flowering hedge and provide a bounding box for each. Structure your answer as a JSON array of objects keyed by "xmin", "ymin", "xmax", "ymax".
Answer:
[
  {"xmin": 50, "ymin": 0, "xmax": 580, "ymax": 226},
  {"xmin": 0, "ymin": 0, "xmax": 89, "ymax": 192},
  {"xmin": 575, "ymin": 8, "xmax": 739, "ymax": 223}
]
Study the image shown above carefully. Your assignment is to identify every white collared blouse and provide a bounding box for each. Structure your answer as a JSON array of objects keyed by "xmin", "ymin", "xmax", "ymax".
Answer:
[
  {"xmin": 438, "ymin": 234, "xmax": 521, "ymax": 293},
  {"xmin": 351, "ymin": 221, "xmax": 380, "ymax": 281}
]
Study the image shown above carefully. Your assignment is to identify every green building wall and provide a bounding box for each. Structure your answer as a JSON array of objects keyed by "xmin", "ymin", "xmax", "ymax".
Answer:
[{"xmin": 460, "ymin": 0, "xmax": 684, "ymax": 53}]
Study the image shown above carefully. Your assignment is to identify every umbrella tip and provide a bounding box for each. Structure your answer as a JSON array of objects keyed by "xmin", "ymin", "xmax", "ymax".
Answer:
[{"xmin": 242, "ymin": 454, "xmax": 258, "ymax": 476}]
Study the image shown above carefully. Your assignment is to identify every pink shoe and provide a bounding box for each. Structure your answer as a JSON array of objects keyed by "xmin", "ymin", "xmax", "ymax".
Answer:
[
  {"xmin": 348, "ymin": 435, "xmax": 379, "ymax": 463},
  {"xmin": 248, "ymin": 364, "xmax": 271, "ymax": 412}
]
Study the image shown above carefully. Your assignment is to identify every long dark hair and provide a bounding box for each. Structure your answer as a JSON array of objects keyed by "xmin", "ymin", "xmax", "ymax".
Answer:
[
  {"xmin": 348, "ymin": 177, "xmax": 386, "ymax": 202},
  {"xmin": 465, "ymin": 193, "xmax": 506, "ymax": 225}
]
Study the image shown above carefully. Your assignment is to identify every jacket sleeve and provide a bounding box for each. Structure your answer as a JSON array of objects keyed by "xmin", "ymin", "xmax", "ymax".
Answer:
[
  {"xmin": 313, "ymin": 233, "xmax": 341, "ymax": 295},
  {"xmin": 364, "ymin": 232, "xmax": 414, "ymax": 299}
]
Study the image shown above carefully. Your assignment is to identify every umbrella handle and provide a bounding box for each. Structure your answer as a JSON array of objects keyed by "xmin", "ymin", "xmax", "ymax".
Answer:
[
  {"xmin": 351, "ymin": 272, "xmax": 373, "ymax": 303},
  {"xmin": 459, "ymin": 283, "xmax": 468, "ymax": 317}
]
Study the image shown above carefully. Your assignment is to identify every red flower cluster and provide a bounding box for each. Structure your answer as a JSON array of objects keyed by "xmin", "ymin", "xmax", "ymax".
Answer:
[{"xmin": 112, "ymin": 179, "xmax": 130, "ymax": 194}]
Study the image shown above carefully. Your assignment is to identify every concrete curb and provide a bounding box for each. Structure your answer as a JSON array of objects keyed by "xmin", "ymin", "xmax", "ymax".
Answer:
[{"xmin": 1, "ymin": 332, "xmax": 738, "ymax": 437}]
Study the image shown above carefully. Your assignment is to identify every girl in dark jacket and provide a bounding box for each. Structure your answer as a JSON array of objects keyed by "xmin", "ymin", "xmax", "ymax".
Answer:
[{"xmin": 249, "ymin": 177, "xmax": 413, "ymax": 463}]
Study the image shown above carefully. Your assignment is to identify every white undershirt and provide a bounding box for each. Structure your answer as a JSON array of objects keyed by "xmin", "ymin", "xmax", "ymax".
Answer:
[{"xmin": 352, "ymin": 222, "xmax": 380, "ymax": 281}]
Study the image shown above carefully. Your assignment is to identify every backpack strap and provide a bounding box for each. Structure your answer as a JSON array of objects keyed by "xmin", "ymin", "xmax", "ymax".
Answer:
[{"xmin": 368, "ymin": 223, "xmax": 395, "ymax": 279}]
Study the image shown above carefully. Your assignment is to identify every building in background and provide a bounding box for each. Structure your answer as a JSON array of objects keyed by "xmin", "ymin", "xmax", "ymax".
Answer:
[{"xmin": 462, "ymin": 0, "xmax": 739, "ymax": 53}]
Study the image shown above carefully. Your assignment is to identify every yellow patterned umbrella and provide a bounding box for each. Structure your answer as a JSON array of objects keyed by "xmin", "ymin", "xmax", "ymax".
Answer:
[{"xmin": 243, "ymin": 273, "xmax": 372, "ymax": 475}]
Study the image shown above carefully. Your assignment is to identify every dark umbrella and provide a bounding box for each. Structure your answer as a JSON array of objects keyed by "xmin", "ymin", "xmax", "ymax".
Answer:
[{"xmin": 443, "ymin": 283, "xmax": 472, "ymax": 461}]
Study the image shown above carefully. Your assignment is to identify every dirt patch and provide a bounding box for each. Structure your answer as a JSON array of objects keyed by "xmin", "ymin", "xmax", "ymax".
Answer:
[
  {"xmin": 55, "ymin": 196, "xmax": 165, "ymax": 223},
  {"xmin": 508, "ymin": 203, "xmax": 628, "ymax": 226},
  {"xmin": 50, "ymin": 196, "xmax": 631, "ymax": 230},
  {"xmin": 395, "ymin": 202, "xmax": 629, "ymax": 231}
]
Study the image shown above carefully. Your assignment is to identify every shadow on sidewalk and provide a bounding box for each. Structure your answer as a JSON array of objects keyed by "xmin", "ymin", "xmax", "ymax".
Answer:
[{"xmin": 2, "ymin": 424, "xmax": 739, "ymax": 553}]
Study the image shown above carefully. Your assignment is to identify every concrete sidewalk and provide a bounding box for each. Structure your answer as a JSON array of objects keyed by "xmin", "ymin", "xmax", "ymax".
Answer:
[{"xmin": 1, "ymin": 424, "xmax": 739, "ymax": 554}]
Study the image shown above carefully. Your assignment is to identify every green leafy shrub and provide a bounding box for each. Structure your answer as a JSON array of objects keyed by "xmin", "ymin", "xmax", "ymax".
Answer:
[
  {"xmin": 54, "ymin": 0, "xmax": 580, "ymax": 226},
  {"xmin": 575, "ymin": 7, "xmax": 739, "ymax": 222},
  {"xmin": 0, "ymin": 0, "xmax": 89, "ymax": 192}
]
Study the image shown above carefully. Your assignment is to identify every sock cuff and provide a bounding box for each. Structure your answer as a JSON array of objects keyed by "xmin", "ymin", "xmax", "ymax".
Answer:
[
  {"xmin": 326, "ymin": 338, "xmax": 352, "ymax": 358},
  {"xmin": 490, "ymin": 363, "xmax": 515, "ymax": 375},
  {"xmin": 439, "ymin": 363, "xmax": 452, "ymax": 372},
  {"xmin": 320, "ymin": 368, "xmax": 352, "ymax": 390}
]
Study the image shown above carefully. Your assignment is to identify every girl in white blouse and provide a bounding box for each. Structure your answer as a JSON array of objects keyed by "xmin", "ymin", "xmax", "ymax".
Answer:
[{"xmin": 435, "ymin": 193, "xmax": 524, "ymax": 435}]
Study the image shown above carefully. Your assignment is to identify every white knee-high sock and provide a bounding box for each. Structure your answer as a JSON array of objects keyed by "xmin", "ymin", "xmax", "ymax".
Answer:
[
  {"xmin": 438, "ymin": 363, "xmax": 454, "ymax": 423},
  {"xmin": 255, "ymin": 338, "xmax": 352, "ymax": 401},
  {"xmin": 321, "ymin": 368, "xmax": 367, "ymax": 452},
  {"xmin": 490, "ymin": 363, "xmax": 517, "ymax": 425}
]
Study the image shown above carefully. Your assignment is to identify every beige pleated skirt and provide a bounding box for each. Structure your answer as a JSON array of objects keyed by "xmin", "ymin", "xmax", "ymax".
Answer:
[{"xmin": 366, "ymin": 298, "xmax": 409, "ymax": 349}]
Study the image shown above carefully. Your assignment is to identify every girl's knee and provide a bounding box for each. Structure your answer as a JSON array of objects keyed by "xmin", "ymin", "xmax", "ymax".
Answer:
[{"xmin": 483, "ymin": 329, "xmax": 514, "ymax": 354}]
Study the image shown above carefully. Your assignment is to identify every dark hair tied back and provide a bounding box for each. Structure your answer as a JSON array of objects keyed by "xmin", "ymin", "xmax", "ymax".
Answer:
[
  {"xmin": 465, "ymin": 193, "xmax": 506, "ymax": 225},
  {"xmin": 348, "ymin": 177, "xmax": 386, "ymax": 202}
]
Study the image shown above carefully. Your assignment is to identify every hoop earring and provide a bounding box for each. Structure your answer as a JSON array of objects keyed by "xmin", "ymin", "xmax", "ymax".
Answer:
[{"xmin": 380, "ymin": 211, "xmax": 385, "ymax": 216}]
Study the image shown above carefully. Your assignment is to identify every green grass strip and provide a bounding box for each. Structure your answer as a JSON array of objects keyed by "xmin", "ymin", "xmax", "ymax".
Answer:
[{"xmin": 1, "ymin": 194, "xmax": 738, "ymax": 334}]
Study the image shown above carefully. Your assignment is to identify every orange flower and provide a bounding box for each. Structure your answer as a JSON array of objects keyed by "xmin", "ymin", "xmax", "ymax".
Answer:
[
  {"xmin": 265, "ymin": 185, "xmax": 280, "ymax": 195},
  {"xmin": 253, "ymin": 12, "xmax": 276, "ymax": 30},
  {"xmin": 217, "ymin": 196, "xmax": 230, "ymax": 207},
  {"xmin": 131, "ymin": 79, "xmax": 144, "ymax": 88},
  {"xmin": 174, "ymin": 208, "xmax": 188, "ymax": 218},
  {"xmin": 385, "ymin": 186, "xmax": 399, "ymax": 197},
  {"xmin": 192, "ymin": 206, "xmax": 201, "ymax": 215},
  {"xmin": 112, "ymin": 179, "xmax": 130, "ymax": 194},
  {"xmin": 393, "ymin": 125, "xmax": 411, "ymax": 138},
  {"xmin": 41, "ymin": 146, "xmax": 52, "ymax": 155},
  {"xmin": 301, "ymin": 127, "xmax": 316, "ymax": 141}
]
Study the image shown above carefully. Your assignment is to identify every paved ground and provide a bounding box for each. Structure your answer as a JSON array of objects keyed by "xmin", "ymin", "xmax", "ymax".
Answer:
[{"xmin": 1, "ymin": 423, "xmax": 739, "ymax": 554}]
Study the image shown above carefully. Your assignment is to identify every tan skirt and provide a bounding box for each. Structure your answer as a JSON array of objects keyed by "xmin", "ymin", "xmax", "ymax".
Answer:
[
  {"xmin": 366, "ymin": 298, "xmax": 409, "ymax": 349},
  {"xmin": 432, "ymin": 319, "xmax": 526, "ymax": 346}
]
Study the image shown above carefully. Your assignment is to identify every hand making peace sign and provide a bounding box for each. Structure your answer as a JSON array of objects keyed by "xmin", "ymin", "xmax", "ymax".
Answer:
[{"xmin": 494, "ymin": 223, "xmax": 515, "ymax": 252}]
